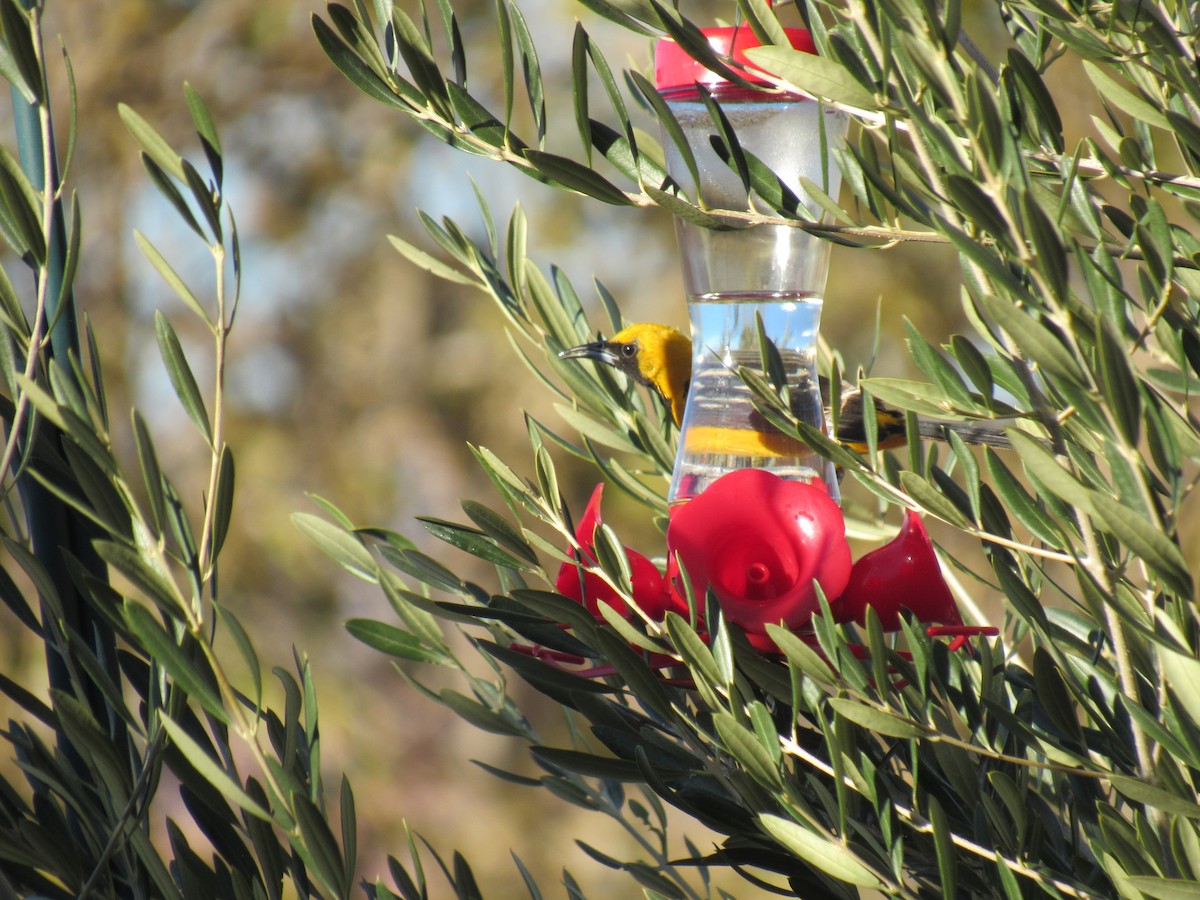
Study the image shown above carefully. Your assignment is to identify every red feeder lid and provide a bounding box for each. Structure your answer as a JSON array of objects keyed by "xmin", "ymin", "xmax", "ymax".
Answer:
[{"xmin": 655, "ymin": 27, "xmax": 816, "ymax": 92}]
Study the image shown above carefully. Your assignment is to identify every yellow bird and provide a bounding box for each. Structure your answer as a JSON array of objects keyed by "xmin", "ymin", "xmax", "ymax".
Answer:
[
  {"xmin": 560, "ymin": 323, "xmax": 1012, "ymax": 453},
  {"xmin": 559, "ymin": 323, "xmax": 693, "ymax": 429}
]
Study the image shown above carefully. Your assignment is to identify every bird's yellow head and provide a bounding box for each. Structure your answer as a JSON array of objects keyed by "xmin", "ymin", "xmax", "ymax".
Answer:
[{"xmin": 559, "ymin": 323, "xmax": 692, "ymax": 426}]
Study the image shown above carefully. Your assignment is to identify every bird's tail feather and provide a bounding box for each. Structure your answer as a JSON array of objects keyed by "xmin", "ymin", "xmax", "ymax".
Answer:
[{"xmin": 916, "ymin": 418, "xmax": 1015, "ymax": 448}]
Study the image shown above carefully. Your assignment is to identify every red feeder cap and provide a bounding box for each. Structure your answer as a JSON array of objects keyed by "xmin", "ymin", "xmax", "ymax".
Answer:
[{"xmin": 654, "ymin": 27, "xmax": 816, "ymax": 92}]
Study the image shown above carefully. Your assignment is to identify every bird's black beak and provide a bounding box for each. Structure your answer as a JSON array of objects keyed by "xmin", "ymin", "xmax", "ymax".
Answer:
[{"xmin": 559, "ymin": 340, "xmax": 619, "ymax": 367}]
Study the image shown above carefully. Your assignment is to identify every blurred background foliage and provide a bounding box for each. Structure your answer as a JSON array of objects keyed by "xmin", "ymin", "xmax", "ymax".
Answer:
[{"xmin": 0, "ymin": 0, "xmax": 1141, "ymax": 893}]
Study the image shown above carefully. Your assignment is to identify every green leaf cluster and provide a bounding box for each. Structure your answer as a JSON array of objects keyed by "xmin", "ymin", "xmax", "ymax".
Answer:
[
  {"xmin": 309, "ymin": 0, "xmax": 1200, "ymax": 897},
  {"xmin": 0, "ymin": 8, "xmax": 358, "ymax": 896}
]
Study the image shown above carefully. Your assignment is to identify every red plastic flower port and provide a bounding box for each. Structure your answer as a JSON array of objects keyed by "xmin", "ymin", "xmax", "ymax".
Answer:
[
  {"xmin": 555, "ymin": 484, "xmax": 685, "ymax": 621},
  {"xmin": 666, "ymin": 469, "xmax": 852, "ymax": 635},
  {"xmin": 833, "ymin": 510, "xmax": 996, "ymax": 650},
  {"xmin": 833, "ymin": 510, "xmax": 961, "ymax": 629}
]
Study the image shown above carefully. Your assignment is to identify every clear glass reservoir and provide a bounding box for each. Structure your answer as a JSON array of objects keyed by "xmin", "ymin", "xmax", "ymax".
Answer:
[
  {"xmin": 671, "ymin": 291, "xmax": 830, "ymax": 501},
  {"xmin": 655, "ymin": 28, "xmax": 848, "ymax": 502}
]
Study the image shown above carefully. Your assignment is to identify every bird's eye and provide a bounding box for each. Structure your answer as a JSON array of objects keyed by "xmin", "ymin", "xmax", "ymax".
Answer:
[{"xmin": 620, "ymin": 343, "xmax": 637, "ymax": 358}]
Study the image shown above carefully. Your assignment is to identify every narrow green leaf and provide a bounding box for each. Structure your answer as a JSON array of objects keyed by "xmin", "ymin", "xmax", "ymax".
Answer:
[
  {"xmin": 0, "ymin": 35, "xmax": 36, "ymax": 103},
  {"xmin": 748, "ymin": 699, "xmax": 781, "ymax": 765},
  {"xmin": 589, "ymin": 121, "xmax": 667, "ymax": 188},
  {"xmin": 182, "ymin": 158, "xmax": 221, "ymax": 240},
  {"xmin": 0, "ymin": 552, "xmax": 40, "ymax": 635},
  {"xmin": 97, "ymin": 539, "xmax": 182, "ymax": 612},
  {"xmin": 766, "ymin": 623, "xmax": 835, "ymax": 684},
  {"xmin": 1158, "ymin": 645, "xmax": 1200, "ymax": 727},
  {"xmin": 439, "ymin": 689, "xmax": 525, "ymax": 736},
  {"xmin": 345, "ymin": 618, "xmax": 445, "ymax": 663},
  {"xmin": 735, "ymin": 0, "xmax": 788, "ymax": 46},
  {"xmin": 715, "ymin": 713, "xmax": 782, "ymax": 789},
  {"xmin": 53, "ymin": 689, "xmax": 133, "ymax": 800},
  {"xmin": 592, "ymin": 629, "xmax": 678, "ymax": 723},
  {"xmin": 510, "ymin": 588, "xmax": 601, "ymax": 634},
  {"xmin": 629, "ymin": 69, "xmax": 699, "ymax": 196},
  {"xmin": 591, "ymin": 520, "xmax": 630, "ymax": 587},
  {"xmin": 495, "ymin": 0, "xmax": 516, "ymax": 132},
  {"xmin": 124, "ymin": 601, "xmax": 228, "ymax": 724},
  {"xmin": 508, "ymin": 2, "xmax": 545, "ymax": 141},
  {"xmin": 1090, "ymin": 492, "xmax": 1192, "ymax": 596},
  {"xmin": 1096, "ymin": 315, "xmax": 1141, "ymax": 446},
  {"xmin": 294, "ymin": 794, "xmax": 349, "ymax": 898},
  {"xmin": 828, "ymin": 698, "xmax": 925, "ymax": 739},
  {"xmin": 293, "ymin": 512, "xmax": 378, "ymax": 581},
  {"xmin": 596, "ymin": 600, "xmax": 670, "ymax": 655},
  {"xmin": 461, "ymin": 500, "xmax": 538, "ymax": 564},
  {"xmin": 1004, "ymin": 49, "xmax": 1063, "ymax": 152},
  {"xmin": 313, "ymin": 13, "xmax": 409, "ymax": 109},
  {"xmin": 571, "ymin": 25, "xmax": 591, "ymax": 162},
  {"xmin": 154, "ymin": 310, "xmax": 211, "ymax": 443},
  {"xmin": 904, "ymin": 319, "xmax": 972, "ymax": 406},
  {"xmin": 699, "ymin": 86, "xmax": 749, "ymax": 195},
  {"xmin": 533, "ymin": 442, "xmax": 559, "ymax": 514},
  {"xmin": 418, "ymin": 516, "xmax": 538, "ymax": 571},
  {"xmin": 161, "ymin": 714, "xmax": 270, "ymax": 820},
  {"xmin": 0, "ymin": 669, "xmax": 52, "ymax": 726},
  {"xmin": 139, "ymin": 151, "xmax": 205, "ymax": 238},
  {"xmin": 387, "ymin": 234, "xmax": 474, "ymax": 285},
  {"xmin": 531, "ymin": 747, "xmax": 643, "ymax": 781},
  {"xmin": 0, "ymin": 147, "xmax": 45, "ymax": 263},
  {"xmin": 118, "ymin": 103, "xmax": 185, "ymax": 180},
  {"xmin": 210, "ymin": 444, "xmax": 234, "ymax": 561},
  {"xmin": 664, "ymin": 612, "xmax": 721, "ymax": 689},
  {"xmin": 643, "ymin": 185, "xmax": 727, "ymax": 227},
  {"xmin": 0, "ymin": 0, "xmax": 42, "ymax": 104},
  {"xmin": 60, "ymin": 193, "xmax": 83, "ymax": 307},
  {"xmin": 980, "ymin": 294, "xmax": 1085, "ymax": 386},
  {"xmin": 305, "ymin": 493, "xmax": 357, "ymax": 530},
  {"xmin": 1110, "ymin": 775, "xmax": 1200, "ymax": 821},
  {"xmin": 1032, "ymin": 648, "xmax": 1084, "ymax": 744},
  {"xmin": 743, "ymin": 45, "xmax": 878, "ymax": 109},
  {"xmin": 522, "ymin": 150, "xmax": 631, "ymax": 205},
  {"xmin": 759, "ymin": 814, "xmax": 884, "ymax": 888},
  {"xmin": 390, "ymin": 7, "xmax": 452, "ymax": 119},
  {"xmin": 471, "ymin": 443, "xmax": 538, "ymax": 515},
  {"xmin": 856, "ymin": 377, "xmax": 981, "ymax": 419},
  {"xmin": 446, "ymin": 82, "xmax": 510, "ymax": 150},
  {"xmin": 379, "ymin": 545, "xmax": 466, "ymax": 594},
  {"xmin": 928, "ymin": 796, "xmax": 957, "ymax": 899},
  {"xmin": 572, "ymin": 0, "xmax": 655, "ymax": 34},
  {"xmin": 2, "ymin": 536, "xmax": 63, "ymax": 624},
  {"xmin": 58, "ymin": 441, "xmax": 129, "ymax": 539},
  {"xmin": 184, "ymin": 81, "xmax": 223, "ymax": 187},
  {"xmin": 1125, "ymin": 877, "xmax": 1200, "ymax": 900},
  {"xmin": 554, "ymin": 404, "xmax": 640, "ymax": 453},
  {"xmin": 1021, "ymin": 193, "xmax": 1068, "ymax": 300},
  {"xmin": 1009, "ymin": 431, "xmax": 1095, "ymax": 514},
  {"xmin": 984, "ymin": 448, "xmax": 1064, "ymax": 547},
  {"xmin": 950, "ymin": 334, "xmax": 994, "ymax": 403},
  {"xmin": 899, "ymin": 471, "xmax": 970, "ymax": 528},
  {"xmin": 0, "ymin": 259, "xmax": 28, "ymax": 340},
  {"xmin": 214, "ymin": 601, "xmax": 262, "ymax": 710},
  {"xmin": 1082, "ymin": 62, "xmax": 1170, "ymax": 130},
  {"xmin": 583, "ymin": 30, "xmax": 635, "ymax": 151},
  {"xmin": 380, "ymin": 574, "xmax": 449, "ymax": 648}
]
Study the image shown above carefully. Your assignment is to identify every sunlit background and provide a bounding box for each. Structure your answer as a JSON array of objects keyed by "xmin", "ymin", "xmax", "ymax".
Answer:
[{"xmin": 0, "ymin": 0, "xmax": 1104, "ymax": 894}]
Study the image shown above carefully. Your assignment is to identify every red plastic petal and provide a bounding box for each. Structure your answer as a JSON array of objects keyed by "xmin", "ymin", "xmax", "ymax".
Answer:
[
  {"xmin": 555, "ymin": 484, "xmax": 677, "ymax": 620},
  {"xmin": 833, "ymin": 510, "xmax": 963, "ymax": 629}
]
